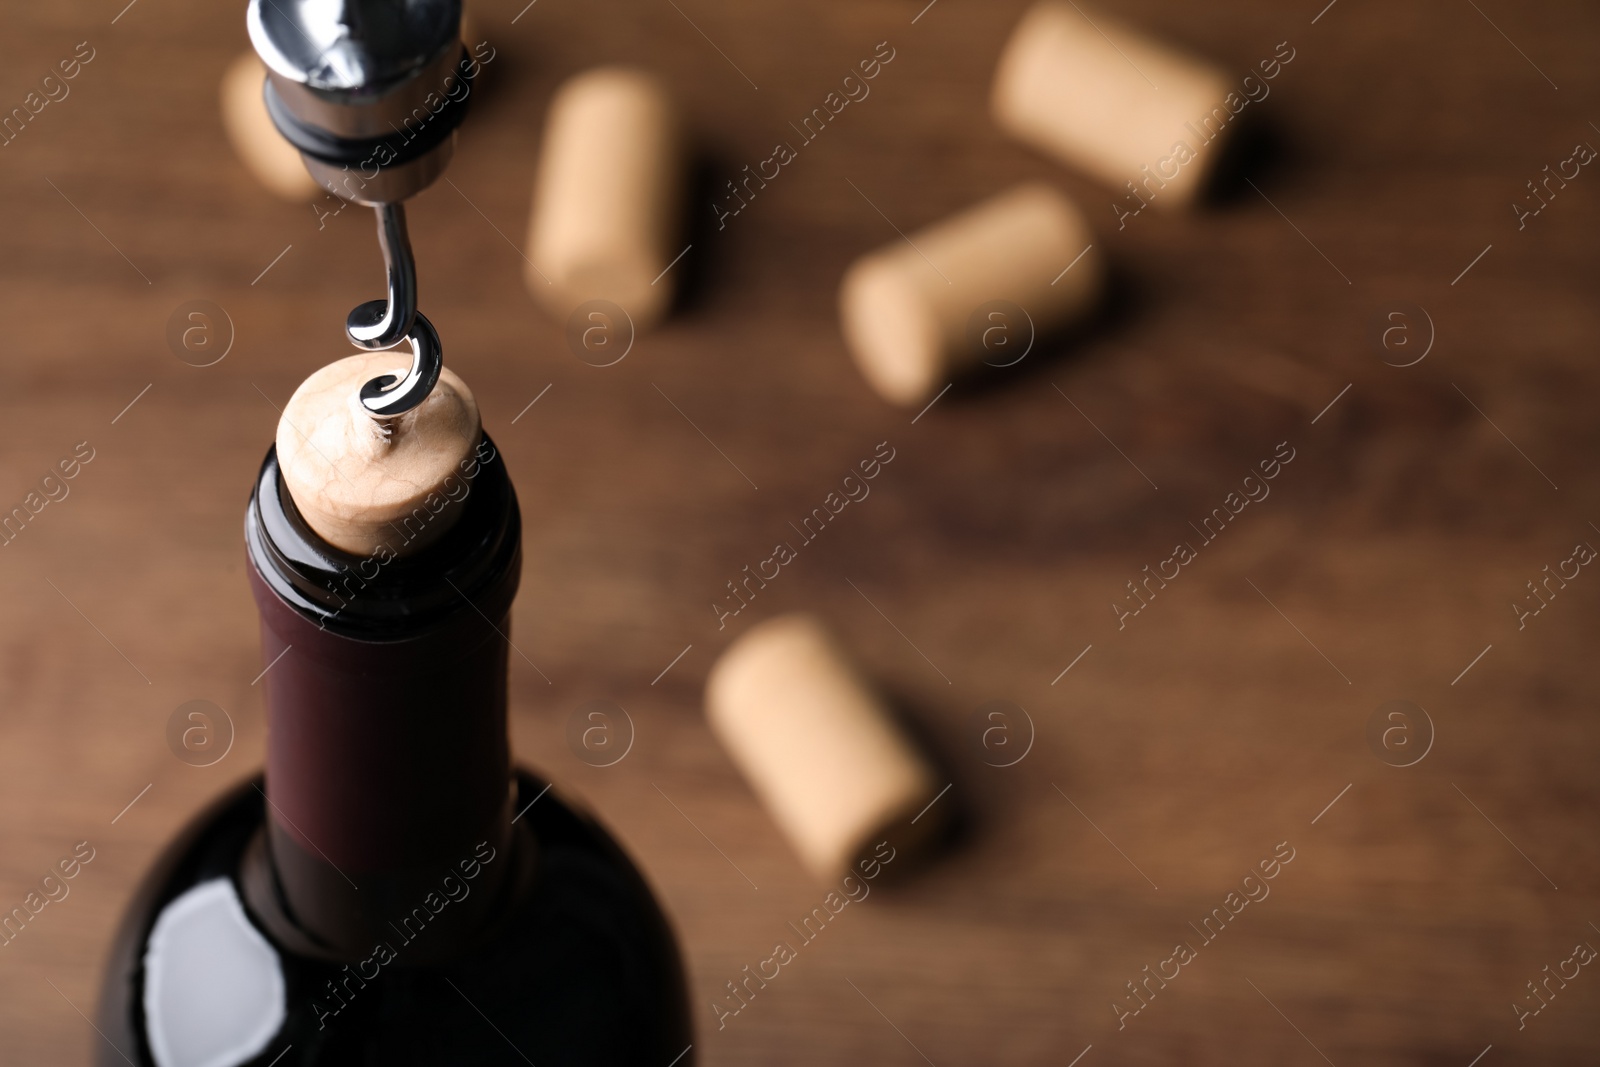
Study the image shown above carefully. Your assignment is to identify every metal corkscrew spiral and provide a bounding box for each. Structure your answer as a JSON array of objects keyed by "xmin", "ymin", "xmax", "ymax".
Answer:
[
  {"xmin": 347, "ymin": 202, "xmax": 442, "ymax": 422},
  {"xmin": 247, "ymin": 0, "xmax": 469, "ymax": 427}
]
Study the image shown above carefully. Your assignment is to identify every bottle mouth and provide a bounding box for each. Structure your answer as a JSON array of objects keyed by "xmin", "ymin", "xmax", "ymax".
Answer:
[{"xmin": 244, "ymin": 432, "xmax": 520, "ymax": 641}]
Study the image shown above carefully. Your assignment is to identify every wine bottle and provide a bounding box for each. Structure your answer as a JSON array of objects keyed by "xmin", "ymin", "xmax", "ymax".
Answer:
[{"xmin": 95, "ymin": 358, "xmax": 694, "ymax": 1065}]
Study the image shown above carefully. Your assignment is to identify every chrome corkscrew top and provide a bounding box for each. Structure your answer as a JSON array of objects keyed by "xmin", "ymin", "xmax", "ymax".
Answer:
[{"xmin": 246, "ymin": 0, "xmax": 469, "ymax": 425}]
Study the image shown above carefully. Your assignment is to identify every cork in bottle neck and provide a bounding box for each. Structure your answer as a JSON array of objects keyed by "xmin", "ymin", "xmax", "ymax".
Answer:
[{"xmin": 274, "ymin": 351, "xmax": 482, "ymax": 558}]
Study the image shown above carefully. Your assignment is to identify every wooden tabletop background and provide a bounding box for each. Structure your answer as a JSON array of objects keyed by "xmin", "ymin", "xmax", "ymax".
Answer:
[{"xmin": 2, "ymin": 0, "xmax": 1599, "ymax": 1063}]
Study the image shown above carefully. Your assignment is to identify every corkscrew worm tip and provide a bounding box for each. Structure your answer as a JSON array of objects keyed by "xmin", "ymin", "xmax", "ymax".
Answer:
[{"xmin": 349, "ymin": 203, "xmax": 443, "ymax": 423}]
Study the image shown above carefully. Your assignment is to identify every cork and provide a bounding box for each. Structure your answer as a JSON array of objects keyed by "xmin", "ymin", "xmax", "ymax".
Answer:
[
  {"xmin": 706, "ymin": 614, "xmax": 942, "ymax": 882},
  {"xmin": 991, "ymin": 1, "xmax": 1233, "ymax": 207},
  {"xmin": 838, "ymin": 182, "xmax": 1104, "ymax": 406},
  {"xmin": 527, "ymin": 67, "xmax": 687, "ymax": 331},
  {"xmin": 276, "ymin": 353, "xmax": 481, "ymax": 558},
  {"xmin": 219, "ymin": 53, "xmax": 320, "ymax": 202}
]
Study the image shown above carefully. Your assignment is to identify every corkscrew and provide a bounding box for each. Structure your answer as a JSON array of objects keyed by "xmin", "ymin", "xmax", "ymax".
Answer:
[{"xmin": 246, "ymin": 0, "xmax": 468, "ymax": 425}]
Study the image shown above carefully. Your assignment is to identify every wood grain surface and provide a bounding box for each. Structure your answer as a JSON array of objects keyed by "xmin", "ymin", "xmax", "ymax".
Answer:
[{"xmin": 0, "ymin": 0, "xmax": 1597, "ymax": 1063}]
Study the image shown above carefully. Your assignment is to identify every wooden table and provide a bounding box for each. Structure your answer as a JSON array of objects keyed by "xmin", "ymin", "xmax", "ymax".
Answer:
[{"xmin": 1, "ymin": 0, "xmax": 1597, "ymax": 1062}]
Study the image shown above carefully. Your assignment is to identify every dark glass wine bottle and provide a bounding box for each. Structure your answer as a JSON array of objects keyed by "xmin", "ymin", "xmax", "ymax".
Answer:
[{"xmin": 95, "ymin": 437, "xmax": 694, "ymax": 1066}]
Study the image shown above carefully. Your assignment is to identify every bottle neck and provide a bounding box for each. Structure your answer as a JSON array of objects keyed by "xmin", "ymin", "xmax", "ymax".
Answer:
[{"xmin": 243, "ymin": 435, "xmax": 523, "ymax": 959}]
